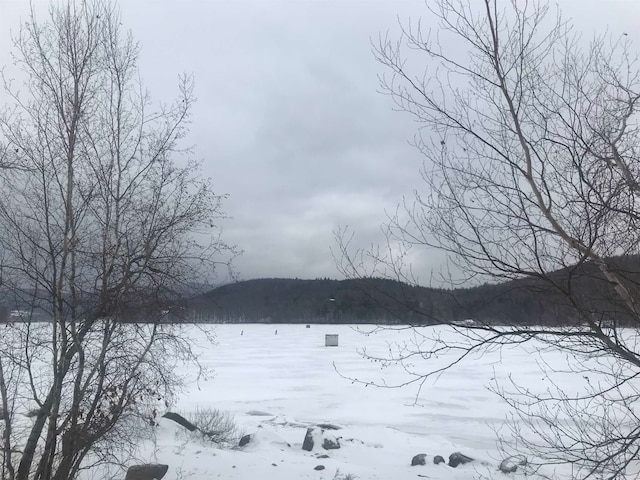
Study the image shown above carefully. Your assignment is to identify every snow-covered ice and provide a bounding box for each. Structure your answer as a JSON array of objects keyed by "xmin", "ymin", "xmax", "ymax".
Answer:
[{"xmin": 108, "ymin": 323, "xmax": 594, "ymax": 480}]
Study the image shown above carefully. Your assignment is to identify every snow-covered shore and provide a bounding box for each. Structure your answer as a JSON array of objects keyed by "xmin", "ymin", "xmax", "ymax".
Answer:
[{"xmin": 98, "ymin": 323, "xmax": 589, "ymax": 479}]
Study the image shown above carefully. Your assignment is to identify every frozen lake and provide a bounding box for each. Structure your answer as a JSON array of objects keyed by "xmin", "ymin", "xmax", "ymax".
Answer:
[
  {"xmin": 134, "ymin": 322, "xmax": 596, "ymax": 480},
  {"xmin": 179, "ymin": 324, "xmax": 513, "ymax": 446}
]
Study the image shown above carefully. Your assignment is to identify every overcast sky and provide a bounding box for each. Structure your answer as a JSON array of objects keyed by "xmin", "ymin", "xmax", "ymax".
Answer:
[{"xmin": 1, "ymin": 0, "xmax": 640, "ymax": 285}]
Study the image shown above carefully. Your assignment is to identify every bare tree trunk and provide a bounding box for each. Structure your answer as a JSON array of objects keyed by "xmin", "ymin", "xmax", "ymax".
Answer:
[
  {"xmin": 338, "ymin": 0, "xmax": 640, "ymax": 477},
  {"xmin": 0, "ymin": 356, "xmax": 15, "ymax": 480},
  {"xmin": 0, "ymin": 1, "xmax": 234, "ymax": 478}
]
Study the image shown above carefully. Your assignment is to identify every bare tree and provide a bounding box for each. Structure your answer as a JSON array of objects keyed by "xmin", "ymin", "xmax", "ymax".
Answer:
[
  {"xmin": 338, "ymin": 0, "xmax": 640, "ymax": 478},
  {"xmin": 0, "ymin": 2, "xmax": 233, "ymax": 479}
]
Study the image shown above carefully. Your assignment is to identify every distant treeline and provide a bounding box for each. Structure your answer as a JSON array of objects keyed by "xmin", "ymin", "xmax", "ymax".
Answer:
[
  {"xmin": 185, "ymin": 255, "xmax": 640, "ymax": 325},
  {"xmin": 3, "ymin": 255, "xmax": 639, "ymax": 326}
]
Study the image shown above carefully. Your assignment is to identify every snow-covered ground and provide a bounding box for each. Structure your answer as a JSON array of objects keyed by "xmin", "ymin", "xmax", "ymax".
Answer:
[{"xmin": 124, "ymin": 324, "xmax": 584, "ymax": 480}]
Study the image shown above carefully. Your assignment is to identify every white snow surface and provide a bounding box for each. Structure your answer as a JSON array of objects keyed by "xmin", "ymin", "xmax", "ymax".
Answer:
[{"xmin": 103, "ymin": 323, "xmax": 590, "ymax": 480}]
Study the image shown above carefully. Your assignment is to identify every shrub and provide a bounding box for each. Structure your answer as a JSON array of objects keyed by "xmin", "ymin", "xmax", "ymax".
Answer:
[
  {"xmin": 186, "ymin": 407, "xmax": 241, "ymax": 448},
  {"xmin": 333, "ymin": 470, "xmax": 357, "ymax": 480}
]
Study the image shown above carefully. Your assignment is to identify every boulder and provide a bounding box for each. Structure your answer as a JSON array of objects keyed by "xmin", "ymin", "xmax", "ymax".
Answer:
[
  {"xmin": 499, "ymin": 455, "xmax": 527, "ymax": 473},
  {"xmin": 302, "ymin": 427, "xmax": 316, "ymax": 451},
  {"xmin": 322, "ymin": 437, "xmax": 340, "ymax": 450},
  {"xmin": 125, "ymin": 464, "xmax": 169, "ymax": 480},
  {"xmin": 238, "ymin": 434, "xmax": 251, "ymax": 447},
  {"xmin": 314, "ymin": 465, "xmax": 325, "ymax": 471},
  {"xmin": 433, "ymin": 455, "xmax": 445, "ymax": 465},
  {"xmin": 241, "ymin": 429, "xmax": 291, "ymax": 450},
  {"xmin": 161, "ymin": 412, "xmax": 197, "ymax": 432},
  {"xmin": 302, "ymin": 427, "xmax": 340, "ymax": 451},
  {"xmin": 411, "ymin": 454, "xmax": 427, "ymax": 466},
  {"xmin": 448, "ymin": 452, "xmax": 474, "ymax": 468}
]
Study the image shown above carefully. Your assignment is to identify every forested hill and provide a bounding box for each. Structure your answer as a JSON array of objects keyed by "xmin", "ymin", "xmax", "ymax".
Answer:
[
  {"xmin": 187, "ymin": 276, "xmax": 515, "ymax": 324},
  {"xmin": 188, "ymin": 277, "xmax": 445, "ymax": 324},
  {"xmin": 187, "ymin": 255, "xmax": 640, "ymax": 325}
]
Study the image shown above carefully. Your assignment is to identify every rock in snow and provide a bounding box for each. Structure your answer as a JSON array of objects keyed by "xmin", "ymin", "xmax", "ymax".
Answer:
[
  {"xmin": 433, "ymin": 455, "xmax": 445, "ymax": 465},
  {"xmin": 241, "ymin": 428, "xmax": 291, "ymax": 450},
  {"xmin": 302, "ymin": 428, "xmax": 315, "ymax": 451},
  {"xmin": 302, "ymin": 427, "xmax": 340, "ymax": 451},
  {"xmin": 125, "ymin": 464, "xmax": 169, "ymax": 480},
  {"xmin": 499, "ymin": 455, "xmax": 527, "ymax": 473},
  {"xmin": 411, "ymin": 453, "xmax": 427, "ymax": 466},
  {"xmin": 322, "ymin": 437, "xmax": 340, "ymax": 450},
  {"xmin": 449, "ymin": 451, "xmax": 474, "ymax": 468},
  {"xmin": 238, "ymin": 434, "xmax": 252, "ymax": 447},
  {"xmin": 161, "ymin": 412, "xmax": 197, "ymax": 432}
]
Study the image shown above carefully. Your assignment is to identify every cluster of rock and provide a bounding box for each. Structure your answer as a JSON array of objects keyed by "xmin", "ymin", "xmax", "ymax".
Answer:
[
  {"xmin": 411, "ymin": 452, "xmax": 473, "ymax": 468},
  {"xmin": 410, "ymin": 452, "xmax": 527, "ymax": 473},
  {"xmin": 238, "ymin": 424, "xmax": 343, "ymax": 473},
  {"xmin": 160, "ymin": 410, "xmax": 528, "ymax": 476}
]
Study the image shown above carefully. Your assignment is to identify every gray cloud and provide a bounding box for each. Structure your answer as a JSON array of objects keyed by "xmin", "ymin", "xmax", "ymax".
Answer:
[{"xmin": 2, "ymin": 0, "xmax": 640, "ymax": 284}]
